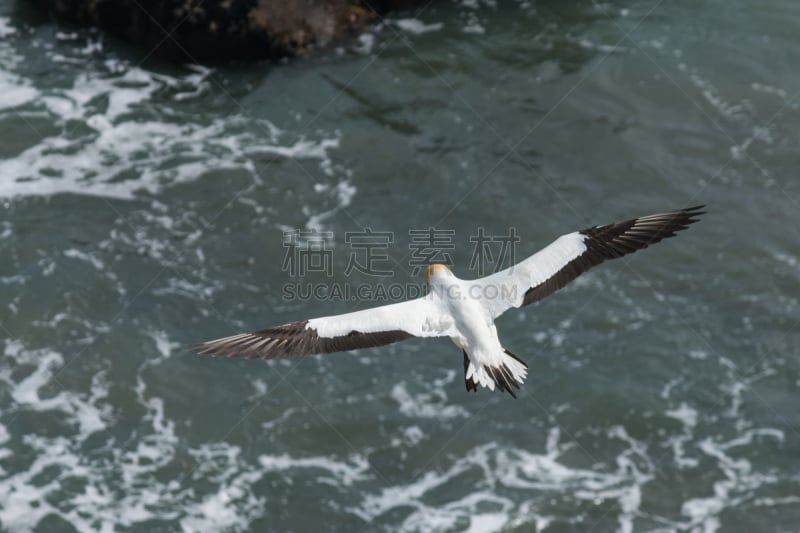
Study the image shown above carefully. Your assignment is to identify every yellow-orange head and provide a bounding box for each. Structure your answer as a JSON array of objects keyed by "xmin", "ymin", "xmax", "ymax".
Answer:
[{"xmin": 423, "ymin": 263, "xmax": 451, "ymax": 285}]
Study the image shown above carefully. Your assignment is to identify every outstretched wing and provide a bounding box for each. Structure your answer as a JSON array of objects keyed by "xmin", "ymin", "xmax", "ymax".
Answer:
[
  {"xmin": 469, "ymin": 206, "xmax": 705, "ymax": 319},
  {"xmin": 193, "ymin": 295, "xmax": 456, "ymax": 360}
]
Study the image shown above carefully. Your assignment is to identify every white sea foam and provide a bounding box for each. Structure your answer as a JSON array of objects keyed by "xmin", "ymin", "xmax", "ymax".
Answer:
[
  {"xmin": 462, "ymin": 23, "xmax": 486, "ymax": 35},
  {"xmin": 730, "ymin": 125, "xmax": 774, "ymax": 160},
  {"xmin": 0, "ymin": 423, "xmax": 9, "ymax": 471},
  {"xmin": 2, "ymin": 346, "xmax": 110, "ymax": 436},
  {"xmin": 577, "ymin": 39, "xmax": 626, "ymax": 53},
  {"xmin": 354, "ymin": 33, "xmax": 376, "ymax": 55},
  {"xmin": 0, "ymin": 70, "xmax": 38, "ymax": 110},
  {"xmin": 678, "ymin": 63, "xmax": 753, "ymax": 120},
  {"xmin": 0, "ymin": 27, "xmax": 38, "ymax": 110},
  {"xmin": 664, "ymin": 403, "xmax": 700, "ymax": 469},
  {"xmin": 0, "ymin": 117, "xmax": 338, "ymax": 200},
  {"xmin": 774, "ymin": 252, "xmax": 799, "ymax": 269},
  {"xmin": 1, "ymin": 332, "xmax": 793, "ymax": 531},
  {"xmin": 258, "ymin": 453, "xmax": 370, "ymax": 486},
  {"xmin": 390, "ymin": 381, "xmax": 469, "ymax": 420},
  {"xmin": 0, "ymin": 339, "xmax": 267, "ymax": 531},
  {"xmin": 306, "ymin": 180, "xmax": 356, "ymax": 230},
  {"xmin": 147, "ymin": 329, "xmax": 180, "ymax": 361},
  {"xmin": 393, "ymin": 18, "xmax": 444, "ymax": 35},
  {"xmin": 1, "ymin": 334, "xmax": 390, "ymax": 531},
  {"xmin": 750, "ymin": 82, "xmax": 787, "ymax": 99},
  {"xmin": 0, "ymin": 16, "xmax": 15, "ymax": 38},
  {"xmin": 354, "ymin": 426, "xmax": 656, "ymax": 532},
  {"xmin": 64, "ymin": 247, "xmax": 105, "ymax": 270},
  {"xmin": 666, "ymin": 402, "xmax": 698, "ymax": 428},
  {"xmin": 458, "ymin": 5, "xmax": 486, "ymax": 35},
  {"xmin": 0, "ymin": 57, "xmax": 342, "ymax": 203},
  {"xmin": 391, "ymin": 425, "xmax": 424, "ymax": 448},
  {"xmin": 689, "ymin": 348, "xmax": 709, "ymax": 360},
  {"xmin": 680, "ymin": 429, "xmax": 784, "ymax": 531},
  {"xmin": 1, "ymin": 22, "xmax": 353, "ymax": 242}
]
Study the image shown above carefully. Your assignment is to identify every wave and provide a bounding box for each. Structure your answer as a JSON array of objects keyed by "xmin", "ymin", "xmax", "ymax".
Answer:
[
  {"xmin": 0, "ymin": 32, "xmax": 349, "ymax": 234},
  {"xmin": 1, "ymin": 334, "xmax": 793, "ymax": 532}
]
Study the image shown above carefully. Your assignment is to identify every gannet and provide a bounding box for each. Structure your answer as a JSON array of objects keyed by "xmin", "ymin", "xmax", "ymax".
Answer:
[{"xmin": 194, "ymin": 206, "xmax": 703, "ymax": 397}]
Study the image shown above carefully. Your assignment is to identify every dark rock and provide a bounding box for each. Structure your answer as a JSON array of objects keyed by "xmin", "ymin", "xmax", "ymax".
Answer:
[{"xmin": 26, "ymin": 0, "xmax": 431, "ymax": 62}]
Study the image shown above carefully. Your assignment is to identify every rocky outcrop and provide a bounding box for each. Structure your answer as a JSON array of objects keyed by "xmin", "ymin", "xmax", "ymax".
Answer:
[{"xmin": 27, "ymin": 0, "xmax": 428, "ymax": 61}]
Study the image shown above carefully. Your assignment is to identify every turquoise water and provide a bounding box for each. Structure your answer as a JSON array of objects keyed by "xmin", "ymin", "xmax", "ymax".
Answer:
[{"xmin": 1, "ymin": 1, "xmax": 799, "ymax": 531}]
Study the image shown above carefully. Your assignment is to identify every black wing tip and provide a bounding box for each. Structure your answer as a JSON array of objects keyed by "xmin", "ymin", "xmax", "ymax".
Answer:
[
  {"xmin": 463, "ymin": 350, "xmax": 479, "ymax": 392},
  {"xmin": 487, "ymin": 363, "xmax": 521, "ymax": 399},
  {"xmin": 191, "ymin": 321, "xmax": 415, "ymax": 361},
  {"xmin": 190, "ymin": 321, "xmax": 316, "ymax": 360},
  {"xmin": 190, "ymin": 341, "xmax": 218, "ymax": 356},
  {"xmin": 663, "ymin": 205, "xmax": 705, "ymax": 220},
  {"xmin": 678, "ymin": 204, "xmax": 706, "ymax": 220},
  {"xmin": 503, "ymin": 348, "xmax": 528, "ymax": 369},
  {"xmin": 463, "ymin": 351, "xmax": 520, "ymax": 397},
  {"xmin": 594, "ymin": 205, "xmax": 707, "ymax": 237},
  {"xmin": 638, "ymin": 205, "xmax": 706, "ymax": 223},
  {"xmin": 523, "ymin": 205, "xmax": 706, "ymax": 307},
  {"xmin": 189, "ymin": 333, "xmax": 272, "ymax": 359},
  {"xmin": 584, "ymin": 205, "xmax": 706, "ymax": 236},
  {"xmin": 655, "ymin": 204, "xmax": 705, "ymax": 213}
]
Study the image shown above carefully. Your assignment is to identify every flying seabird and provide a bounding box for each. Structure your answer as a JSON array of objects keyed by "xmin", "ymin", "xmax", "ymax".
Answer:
[{"xmin": 194, "ymin": 206, "xmax": 704, "ymax": 398}]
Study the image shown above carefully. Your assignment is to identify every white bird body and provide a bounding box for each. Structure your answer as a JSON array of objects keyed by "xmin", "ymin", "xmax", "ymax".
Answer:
[
  {"xmin": 195, "ymin": 206, "xmax": 704, "ymax": 398},
  {"xmin": 428, "ymin": 269, "xmax": 527, "ymax": 392}
]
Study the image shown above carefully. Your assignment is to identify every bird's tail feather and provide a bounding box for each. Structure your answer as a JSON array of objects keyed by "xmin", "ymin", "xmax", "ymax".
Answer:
[
  {"xmin": 463, "ymin": 349, "xmax": 528, "ymax": 398},
  {"xmin": 464, "ymin": 350, "xmax": 478, "ymax": 393}
]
